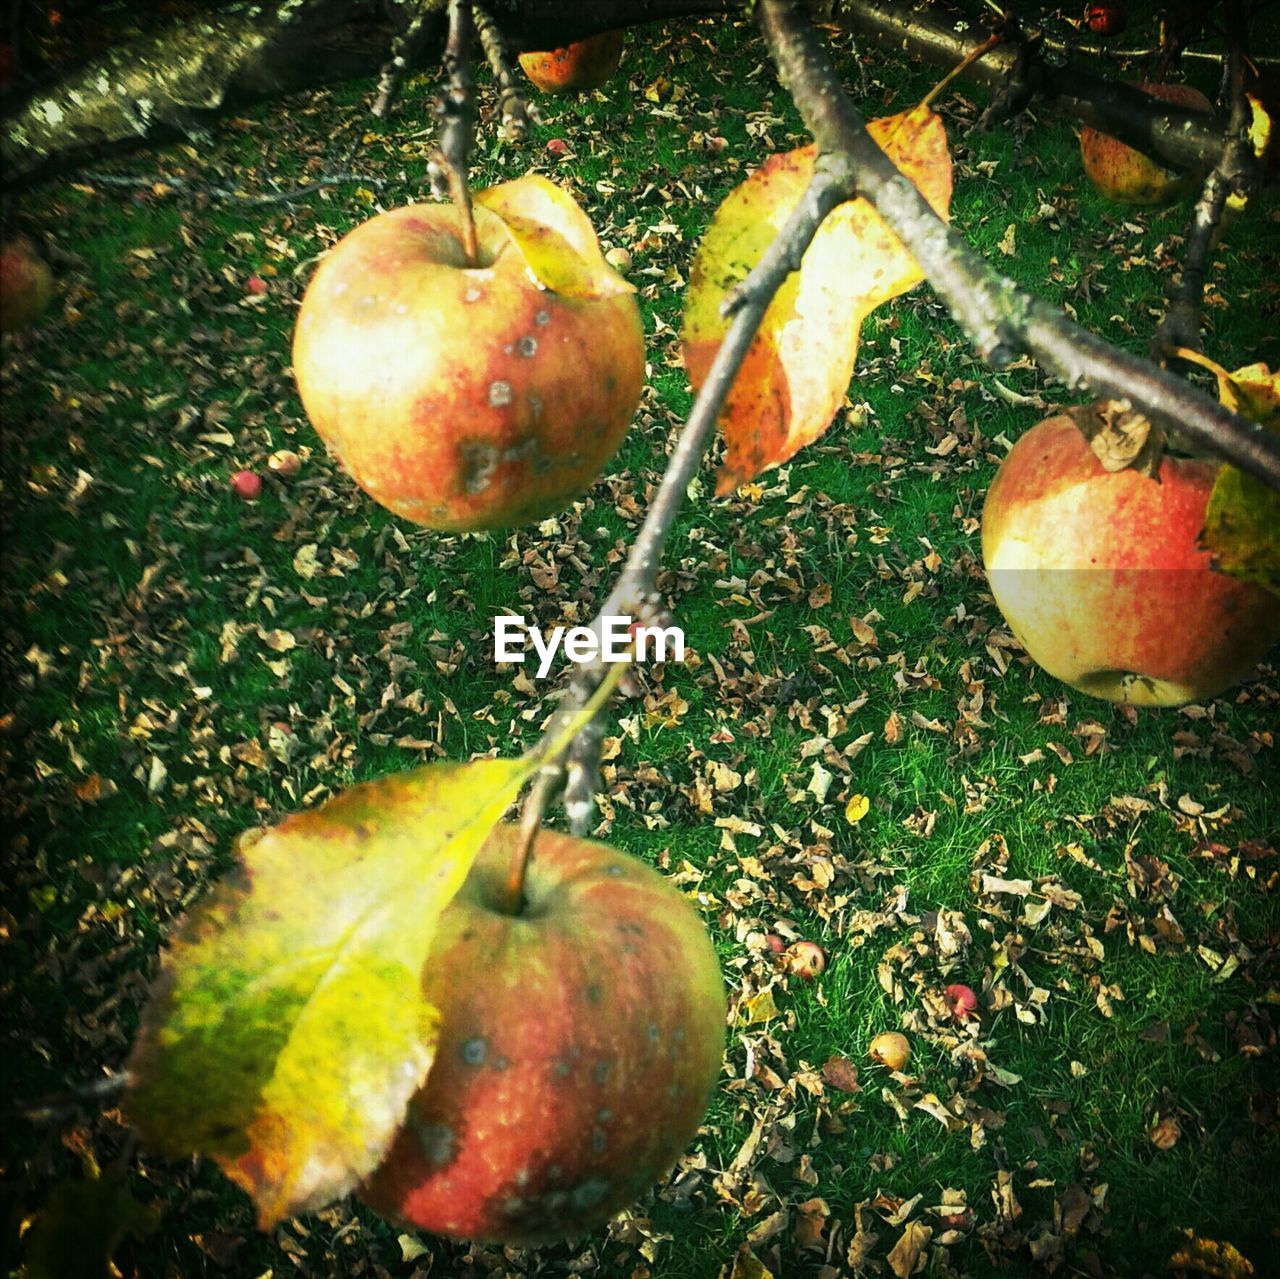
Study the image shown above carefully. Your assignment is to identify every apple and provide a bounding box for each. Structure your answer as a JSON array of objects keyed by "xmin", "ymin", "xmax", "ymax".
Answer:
[
  {"xmin": 0, "ymin": 233, "xmax": 54, "ymax": 333},
  {"xmin": 943, "ymin": 983, "xmax": 979, "ymax": 1021},
  {"xmin": 519, "ymin": 32, "xmax": 625, "ymax": 95},
  {"xmin": 982, "ymin": 414, "xmax": 1280, "ymax": 707},
  {"xmin": 1084, "ymin": 2, "xmax": 1127, "ymax": 36},
  {"xmin": 1079, "ymin": 82, "xmax": 1212, "ymax": 206},
  {"xmin": 292, "ymin": 202, "xmax": 644, "ymax": 532},
  {"xmin": 784, "ymin": 940, "xmax": 826, "ymax": 980},
  {"xmin": 868, "ymin": 1032, "xmax": 911, "ymax": 1071},
  {"xmin": 359, "ymin": 823, "xmax": 727, "ymax": 1245},
  {"xmin": 267, "ymin": 448, "xmax": 302, "ymax": 477},
  {"xmin": 230, "ymin": 469, "xmax": 263, "ymax": 501}
]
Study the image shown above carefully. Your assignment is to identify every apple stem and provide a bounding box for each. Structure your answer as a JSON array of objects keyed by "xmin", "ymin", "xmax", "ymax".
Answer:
[
  {"xmin": 504, "ymin": 660, "xmax": 631, "ymax": 913},
  {"xmin": 503, "ymin": 766, "xmax": 558, "ymax": 915},
  {"xmin": 446, "ymin": 162, "xmax": 479, "ymax": 267}
]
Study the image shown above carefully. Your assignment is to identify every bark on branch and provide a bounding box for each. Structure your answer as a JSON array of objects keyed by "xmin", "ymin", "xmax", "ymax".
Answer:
[
  {"xmin": 761, "ymin": 0, "xmax": 1280, "ymax": 490},
  {"xmin": 4, "ymin": 0, "xmax": 1256, "ymax": 192},
  {"xmin": 828, "ymin": 0, "xmax": 1237, "ymax": 178}
]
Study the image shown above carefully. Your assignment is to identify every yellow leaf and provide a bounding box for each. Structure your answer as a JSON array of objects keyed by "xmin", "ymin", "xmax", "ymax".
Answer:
[
  {"xmin": 475, "ymin": 174, "xmax": 635, "ymax": 300},
  {"xmin": 683, "ymin": 107, "xmax": 953, "ymax": 494},
  {"xmin": 1195, "ymin": 361, "xmax": 1280, "ymax": 597},
  {"xmin": 1247, "ymin": 92, "xmax": 1272, "ymax": 162},
  {"xmin": 1169, "ymin": 1230, "xmax": 1256, "ymax": 1278},
  {"xmin": 845, "ymin": 793, "xmax": 871, "ymax": 823},
  {"xmin": 127, "ymin": 756, "xmax": 532, "ymax": 1227},
  {"xmin": 740, "ymin": 988, "xmax": 781, "ymax": 1025}
]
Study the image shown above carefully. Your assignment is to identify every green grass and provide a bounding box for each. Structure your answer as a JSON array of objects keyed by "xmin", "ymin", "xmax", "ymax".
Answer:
[{"xmin": 3, "ymin": 8, "xmax": 1279, "ymax": 1279}]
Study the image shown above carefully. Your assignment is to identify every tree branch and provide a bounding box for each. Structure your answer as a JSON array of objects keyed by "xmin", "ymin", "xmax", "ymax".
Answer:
[
  {"xmin": 474, "ymin": 2, "xmax": 532, "ymax": 141},
  {"xmin": 828, "ymin": 0, "xmax": 1240, "ymax": 179},
  {"xmin": 1155, "ymin": 3, "xmax": 1255, "ymax": 356},
  {"xmin": 762, "ymin": 0, "xmax": 1280, "ymax": 490},
  {"xmin": 527, "ymin": 160, "xmax": 857, "ymax": 837},
  {"xmin": 7, "ymin": 0, "xmax": 1262, "ymax": 192}
]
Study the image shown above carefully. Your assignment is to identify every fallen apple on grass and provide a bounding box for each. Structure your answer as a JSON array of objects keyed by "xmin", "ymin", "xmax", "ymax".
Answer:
[
  {"xmin": 230, "ymin": 469, "xmax": 263, "ymax": 501},
  {"xmin": 944, "ymin": 983, "xmax": 979, "ymax": 1021},
  {"xmin": 784, "ymin": 940, "xmax": 826, "ymax": 980},
  {"xmin": 869, "ymin": 1032, "xmax": 911, "ymax": 1071},
  {"xmin": 0, "ymin": 233, "xmax": 54, "ymax": 333},
  {"xmin": 1079, "ymin": 82, "xmax": 1212, "ymax": 206},
  {"xmin": 519, "ymin": 32, "xmax": 625, "ymax": 94},
  {"xmin": 982, "ymin": 413, "xmax": 1280, "ymax": 707},
  {"xmin": 359, "ymin": 824, "xmax": 727, "ymax": 1244},
  {"xmin": 293, "ymin": 180, "xmax": 644, "ymax": 532}
]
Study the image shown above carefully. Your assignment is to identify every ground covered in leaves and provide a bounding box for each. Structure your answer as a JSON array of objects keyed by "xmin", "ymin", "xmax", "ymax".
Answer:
[{"xmin": 2, "ymin": 13, "xmax": 1279, "ymax": 1279}]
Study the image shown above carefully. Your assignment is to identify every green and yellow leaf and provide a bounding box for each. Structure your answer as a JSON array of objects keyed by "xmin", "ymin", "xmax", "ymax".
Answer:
[
  {"xmin": 1196, "ymin": 362, "xmax": 1280, "ymax": 598},
  {"xmin": 682, "ymin": 106, "xmax": 953, "ymax": 495},
  {"xmin": 476, "ymin": 174, "xmax": 634, "ymax": 300},
  {"xmin": 126, "ymin": 756, "xmax": 532, "ymax": 1227}
]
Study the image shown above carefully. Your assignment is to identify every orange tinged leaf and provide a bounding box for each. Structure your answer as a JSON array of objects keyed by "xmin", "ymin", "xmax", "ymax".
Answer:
[{"xmin": 683, "ymin": 107, "xmax": 952, "ymax": 494}]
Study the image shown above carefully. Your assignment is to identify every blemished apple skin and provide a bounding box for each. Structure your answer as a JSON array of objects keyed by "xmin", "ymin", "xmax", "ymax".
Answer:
[
  {"xmin": 0, "ymin": 234, "xmax": 54, "ymax": 333},
  {"xmin": 292, "ymin": 203, "xmax": 644, "ymax": 532},
  {"xmin": 358, "ymin": 825, "xmax": 727, "ymax": 1245},
  {"xmin": 982, "ymin": 415, "xmax": 1280, "ymax": 707},
  {"xmin": 1079, "ymin": 82, "xmax": 1212, "ymax": 207},
  {"xmin": 519, "ymin": 32, "xmax": 625, "ymax": 94}
]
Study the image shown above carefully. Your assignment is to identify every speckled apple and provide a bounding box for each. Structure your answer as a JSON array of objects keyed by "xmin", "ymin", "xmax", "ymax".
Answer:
[
  {"xmin": 1079, "ymin": 82, "xmax": 1211, "ymax": 206},
  {"xmin": 292, "ymin": 203, "xmax": 644, "ymax": 532},
  {"xmin": 519, "ymin": 31, "xmax": 625, "ymax": 94},
  {"xmin": 358, "ymin": 824, "xmax": 726, "ymax": 1245},
  {"xmin": 982, "ymin": 414, "xmax": 1280, "ymax": 707}
]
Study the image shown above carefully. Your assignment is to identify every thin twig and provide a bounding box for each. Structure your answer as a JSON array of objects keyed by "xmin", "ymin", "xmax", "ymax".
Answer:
[
  {"xmin": 474, "ymin": 2, "xmax": 532, "ymax": 141},
  {"xmin": 759, "ymin": 0, "xmax": 1280, "ymax": 490},
  {"xmin": 373, "ymin": 0, "xmax": 438, "ymax": 119},
  {"xmin": 531, "ymin": 163, "xmax": 857, "ymax": 837},
  {"xmin": 429, "ymin": 0, "xmax": 478, "ymax": 263},
  {"xmin": 1155, "ymin": 1, "xmax": 1254, "ymax": 356},
  {"xmin": 78, "ymin": 171, "xmax": 388, "ymax": 207},
  {"xmin": 14, "ymin": 1071, "xmax": 131, "ymax": 1124}
]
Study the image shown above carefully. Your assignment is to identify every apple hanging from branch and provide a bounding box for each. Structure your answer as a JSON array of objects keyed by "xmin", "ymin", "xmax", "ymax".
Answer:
[
  {"xmin": 359, "ymin": 824, "xmax": 727, "ymax": 1244},
  {"xmin": 519, "ymin": 32, "xmax": 625, "ymax": 95},
  {"xmin": 293, "ymin": 177, "xmax": 645, "ymax": 532},
  {"xmin": 982, "ymin": 411, "xmax": 1280, "ymax": 707},
  {"xmin": 1079, "ymin": 82, "xmax": 1212, "ymax": 206}
]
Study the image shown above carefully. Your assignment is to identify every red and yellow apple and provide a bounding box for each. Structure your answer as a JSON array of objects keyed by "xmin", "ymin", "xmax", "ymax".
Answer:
[
  {"xmin": 982, "ymin": 414, "xmax": 1280, "ymax": 707},
  {"xmin": 359, "ymin": 824, "xmax": 726, "ymax": 1245},
  {"xmin": 1084, "ymin": 2, "xmax": 1127, "ymax": 36},
  {"xmin": 292, "ymin": 198, "xmax": 644, "ymax": 532},
  {"xmin": 0, "ymin": 233, "xmax": 54, "ymax": 333},
  {"xmin": 1080, "ymin": 82, "xmax": 1212, "ymax": 206},
  {"xmin": 519, "ymin": 32, "xmax": 625, "ymax": 94}
]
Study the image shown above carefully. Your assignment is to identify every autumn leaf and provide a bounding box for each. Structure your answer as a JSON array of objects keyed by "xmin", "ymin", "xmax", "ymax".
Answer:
[
  {"xmin": 682, "ymin": 106, "xmax": 952, "ymax": 494},
  {"xmin": 887, "ymin": 1220, "xmax": 933, "ymax": 1277},
  {"xmin": 476, "ymin": 174, "xmax": 634, "ymax": 300},
  {"xmin": 1168, "ymin": 1229, "xmax": 1256, "ymax": 1278},
  {"xmin": 740, "ymin": 988, "xmax": 781, "ymax": 1025},
  {"xmin": 1193, "ymin": 361, "xmax": 1280, "ymax": 598},
  {"xmin": 126, "ymin": 756, "xmax": 533, "ymax": 1227},
  {"xmin": 845, "ymin": 793, "xmax": 871, "ymax": 823}
]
